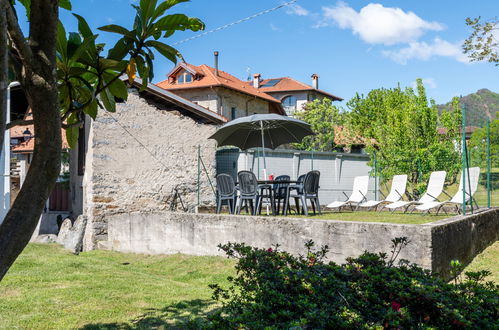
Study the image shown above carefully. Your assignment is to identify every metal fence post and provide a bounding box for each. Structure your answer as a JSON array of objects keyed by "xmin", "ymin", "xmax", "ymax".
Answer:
[
  {"xmin": 461, "ymin": 104, "xmax": 466, "ymax": 215},
  {"xmin": 374, "ymin": 152, "xmax": 378, "ymax": 200},
  {"xmin": 487, "ymin": 119, "xmax": 491, "ymax": 208},
  {"xmin": 197, "ymin": 145, "xmax": 200, "ymax": 211}
]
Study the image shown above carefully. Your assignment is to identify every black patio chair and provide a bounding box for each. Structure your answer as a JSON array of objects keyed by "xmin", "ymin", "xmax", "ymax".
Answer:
[
  {"xmin": 287, "ymin": 171, "xmax": 321, "ymax": 216},
  {"xmin": 236, "ymin": 171, "xmax": 259, "ymax": 215},
  {"xmin": 284, "ymin": 174, "xmax": 306, "ymax": 215},
  {"xmin": 215, "ymin": 173, "xmax": 237, "ymax": 214},
  {"xmin": 273, "ymin": 175, "xmax": 290, "ymax": 215}
]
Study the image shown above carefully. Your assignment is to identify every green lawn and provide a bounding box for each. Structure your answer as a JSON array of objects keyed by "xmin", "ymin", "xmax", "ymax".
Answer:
[
  {"xmin": 268, "ymin": 210, "xmax": 448, "ymax": 224},
  {"xmin": 1, "ymin": 241, "xmax": 497, "ymax": 329},
  {"xmin": 463, "ymin": 241, "xmax": 499, "ymax": 283},
  {"xmin": 0, "ymin": 244, "xmax": 235, "ymax": 329}
]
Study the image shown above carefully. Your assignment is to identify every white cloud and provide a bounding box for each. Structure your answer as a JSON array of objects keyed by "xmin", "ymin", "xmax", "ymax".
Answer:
[
  {"xmin": 270, "ymin": 23, "xmax": 279, "ymax": 31},
  {"xmin": 412, "ymin": 78, "xmax": 437, "ymax": 89},
  {"xmin": 286, "ymin": 4, "xmax": 310, "ymax": 16},
  {"xmin": 382, "ymin": 38, "xmax": 468, "ymax": 64},
  {"xmin": 321, "ymin": 2, "xmax": 444, "ymax": 45}
]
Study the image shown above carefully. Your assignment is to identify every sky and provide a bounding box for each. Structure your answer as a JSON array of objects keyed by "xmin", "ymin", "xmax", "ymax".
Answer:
[{"xmin": 19, "ymin": 0, "xmax": 499, "ymax": 106}]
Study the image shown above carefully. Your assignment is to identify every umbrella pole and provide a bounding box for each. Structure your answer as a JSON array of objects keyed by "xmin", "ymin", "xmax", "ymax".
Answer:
[{"xmin": 260, "ymin": 120, "xmax": 267, "ymax": 179}]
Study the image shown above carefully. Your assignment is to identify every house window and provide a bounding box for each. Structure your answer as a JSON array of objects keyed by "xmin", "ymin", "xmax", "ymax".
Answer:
[
  {"xmin": 282, "ymin": 95, "xmax": 297, "ymax": 116},
  {"xmin": 177, "ymin": 72, "xmax": 193, "ymax": 84},
  {"xmin": 231, "ymin": 107, "xmax": 236, "ymax": 120}
]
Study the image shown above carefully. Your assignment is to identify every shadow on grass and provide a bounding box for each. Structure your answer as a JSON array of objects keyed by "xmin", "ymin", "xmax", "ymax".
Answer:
[{"xmin": 80, "ymin": 299, "xmax": 215, "ymax": 329}]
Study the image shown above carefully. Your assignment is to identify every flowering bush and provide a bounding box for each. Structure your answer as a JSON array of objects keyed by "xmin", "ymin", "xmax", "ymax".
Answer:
[{"xmin": 201, "ymin": 238, "xmax": 498, "ymax": 329}]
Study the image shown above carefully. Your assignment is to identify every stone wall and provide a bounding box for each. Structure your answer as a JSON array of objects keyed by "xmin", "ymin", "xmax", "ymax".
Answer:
[
  {"xmin": 106, "ymin": 208, "xmax": 498, "ymax": 278},
  {"xmin": 82, "ymin": 90, "xmax": 218, "ymax": 250}
]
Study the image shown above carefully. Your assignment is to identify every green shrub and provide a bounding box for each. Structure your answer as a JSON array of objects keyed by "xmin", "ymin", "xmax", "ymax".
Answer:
[{"xmin": 201, "ymin": 238, "xmax": 498, "ymax": 329}]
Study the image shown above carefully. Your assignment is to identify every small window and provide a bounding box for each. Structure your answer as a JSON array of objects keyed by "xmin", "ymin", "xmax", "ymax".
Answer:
[
  {"xmin": 282, "ymin": 95, "xmax": 297, "ymax": 116},
  {"xmin": 231, "ymin": 107, "xmax": 236, "ymax": 120},
  {"xmin": 176, "ymin": 72, "xmax": 193, "ymax": 84}
]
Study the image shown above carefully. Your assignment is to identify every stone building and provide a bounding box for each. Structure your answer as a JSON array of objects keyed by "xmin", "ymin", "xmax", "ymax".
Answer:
[
  {"xmin": 156, "ymin": 52, "xmax": 342, "ymax": 119},
  {"xmin": 253, "ymin": 74, "xmax": 343, "ymax": 117},
  {"xmin": 71, "ymin": 79, "xmax": 227, "ymax": 250},
  {"xmin": 156, "ymin": 59, "xmax": 285, "ymax": 120}
]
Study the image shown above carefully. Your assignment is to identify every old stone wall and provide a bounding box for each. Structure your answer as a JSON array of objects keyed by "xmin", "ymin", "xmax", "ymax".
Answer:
[
  {"xmin": 82, "ymin": 90, "xmax": 218, "ymax": 250},
  {"xmin": 106, "ymin": 208, "xmax": 498, "ymax": 278}
]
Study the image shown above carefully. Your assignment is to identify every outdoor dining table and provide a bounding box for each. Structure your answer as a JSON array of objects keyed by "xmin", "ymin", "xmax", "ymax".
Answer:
[{"xmin": 235, "ymin": 179, "xmax": 299, "ymax": 216}]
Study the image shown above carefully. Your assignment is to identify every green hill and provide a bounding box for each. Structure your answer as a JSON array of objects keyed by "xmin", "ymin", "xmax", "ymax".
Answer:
[{"xmin": 438, "ymin": 89, "xmax": 499, "ymax": 127}]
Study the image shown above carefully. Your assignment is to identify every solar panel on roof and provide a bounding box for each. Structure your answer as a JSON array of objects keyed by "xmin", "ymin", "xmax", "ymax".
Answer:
[{"xmin": 261, "ymin": 79, "xmax": 281, "ymax": 87}]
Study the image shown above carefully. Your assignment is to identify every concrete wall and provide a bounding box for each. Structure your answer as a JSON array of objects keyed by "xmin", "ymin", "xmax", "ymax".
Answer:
[
  {"xmin": 106, "ymin": 208, "xmax": 498, "ymax": 278},
  {"xmin": 172, "ymin": 87, "xmax": 271, "ymax": 120},
  {"xmin": 79, "ymin": 89, "xmax": 218, "ymax": 250},
  {"xmin": 216, "ymin": 148, "xmax": 377, "ymax": 204}
]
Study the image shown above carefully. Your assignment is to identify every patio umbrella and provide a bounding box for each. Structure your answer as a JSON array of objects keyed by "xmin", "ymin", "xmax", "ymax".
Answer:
[{"xmin": 209, "ymin": 114, "xmax": 314, "ymax": 176}]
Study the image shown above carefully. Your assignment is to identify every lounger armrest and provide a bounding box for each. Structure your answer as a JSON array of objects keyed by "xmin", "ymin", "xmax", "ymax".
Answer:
[
  {"xmin": 342, "ymin": 191, "xmax": 350, "ymax": 201},
  {"xmin": 442, "ymin": 190, "xmax": 452, "ymax": 199},
  {"xmin": 359, "ymin": 190, "xmax": 368, "ymax": 202},
  {"xmin": 379, "ymin": 191, "xmax": 387, "ymax": 199},
  {"xmin": 427, "ymin": 193, "xmax": 440, "ymax": 202},
  {"xmin": 394, "ymin": 189, "xmax": 404, "ymax": 200}
]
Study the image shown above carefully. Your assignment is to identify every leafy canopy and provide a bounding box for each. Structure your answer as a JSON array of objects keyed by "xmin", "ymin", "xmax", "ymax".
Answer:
[
  {"xmin": 293, "ymin": 98, "xmax": 345, "ymax": 152},
  {"xmin": 11, "ymin": 0, "xmax": 205, "ymax": 147},
  {"xmin": 463, "ymin": 16, "xmax": 498, "ymax": 65},
  {"xmin": 347, "ymin": 79, "xmax": 461, "ymax": 194}
]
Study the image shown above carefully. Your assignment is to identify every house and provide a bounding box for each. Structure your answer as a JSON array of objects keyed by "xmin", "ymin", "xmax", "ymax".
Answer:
[
  {"xmin": 156, "ymin": 52, "xmax": 285, "ymax": 120},
  {"xmin": 71, "ymin": 78, "xmax": 225, "ymax": 250},
  {"xmin": 251, "ymin": 74, "xmax": 343, "ymax": 116},
  {"xmin": 6, "ymin": 84, "xmax": 71, "ymax": 233},
  {"xmin": 156, "ymin": 52, "xmax": 343, "ymax": 119}
]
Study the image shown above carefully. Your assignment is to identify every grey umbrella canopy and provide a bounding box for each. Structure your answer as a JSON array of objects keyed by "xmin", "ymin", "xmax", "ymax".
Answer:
[
  {"xmin": 209, "ymin": 114, "xmax": 314, "ymax": 175},
  {"xmin": 209, "ymin": 114, "xmax": 314, "ymax": 150}
]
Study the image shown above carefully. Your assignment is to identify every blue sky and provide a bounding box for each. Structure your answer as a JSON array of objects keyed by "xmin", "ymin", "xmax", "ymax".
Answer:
[{"xmin": 22, "ymin": 0, "xmax": 499, "ymax": 105}]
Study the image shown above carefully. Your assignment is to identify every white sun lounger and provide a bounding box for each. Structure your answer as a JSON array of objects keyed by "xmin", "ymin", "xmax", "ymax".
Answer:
[
  {"xmin": 415, "ymin": 167, "xmax": 480, "ymax": 214},
  {"xmin": 359, "ymin": 174, "xmax": 407, "ymax": 210},
  {"xmin": 385, "ymin": 171, "xmax": 446, "ymax": 212},
  {"xmin": 326, "ymin": 176, "xmax": 369, "ymax": 210}
]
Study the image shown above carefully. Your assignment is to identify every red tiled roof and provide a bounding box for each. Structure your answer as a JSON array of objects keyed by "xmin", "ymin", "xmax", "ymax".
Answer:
[
  {"xmin": 10, "ymin": 109, "xmax": 69, "ymax": 153},
  {"xmin": 156, "ymin": 64, "xmax": 281, "ymax": 104},
  {"xmin": 257, "ymin": 77, "xmax": 343, "ymax": 101}
]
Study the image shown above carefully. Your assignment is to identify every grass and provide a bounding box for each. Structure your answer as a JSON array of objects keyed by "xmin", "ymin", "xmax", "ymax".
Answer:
[
  {"xmin": 274, "ymin": 210, "xmax": 448, "ymax": 224},
  {"xmin": 0, "ymin": 244, "xmax": 235, "ymax": 329},
  {"xmin": 1, "ymin": 241, "xmax": 497, "ymax": 329},
  {"xmin": 463, "ymin": 241, "xmax": 499, "ymax": 283}
]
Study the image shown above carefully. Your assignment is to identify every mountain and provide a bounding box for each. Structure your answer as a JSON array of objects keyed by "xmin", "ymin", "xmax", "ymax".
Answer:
[{"xmin": 438, "ymin": 89, "xmax": 499, "ymax": 127}]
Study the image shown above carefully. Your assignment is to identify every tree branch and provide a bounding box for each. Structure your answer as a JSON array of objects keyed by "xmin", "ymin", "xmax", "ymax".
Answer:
[
  {"xmin": 4, "ymin": 0, "xmax": 33, "ymax": 67},
  {"xmin": 6, "ymin": 119, "xmax": 34, "ymax": 130}
]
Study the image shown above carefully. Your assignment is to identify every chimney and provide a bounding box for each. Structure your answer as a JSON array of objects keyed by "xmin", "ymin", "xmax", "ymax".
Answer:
[
  {"xmin": 311, "ymin": 73, "xmax": 319, "ymax": 89},
  {"xmin": 253, "ymin": 73, "xmax": 261, "ymax": 89},
  {"xmin": 214, "ymin": 51, "xmax": 219, "ymax": 76}
]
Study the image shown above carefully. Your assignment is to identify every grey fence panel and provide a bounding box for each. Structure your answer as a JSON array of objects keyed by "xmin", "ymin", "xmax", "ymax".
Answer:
[{"xmin": 216, "ymin": 148, "xmax": 378, "ymax": 206}]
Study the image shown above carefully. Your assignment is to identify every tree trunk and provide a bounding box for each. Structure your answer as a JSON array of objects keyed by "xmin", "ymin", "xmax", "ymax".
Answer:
[{"xmin": 0, "ymin": 0, "xmax": 61, "ymax": 281}]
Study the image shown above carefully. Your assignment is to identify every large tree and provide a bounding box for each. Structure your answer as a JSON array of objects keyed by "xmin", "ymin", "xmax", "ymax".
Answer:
[
  {"xmin": 463, "ymin": 16, "xmax": 498, "ymax": 65},
  {"xmin": 347, "ymin": 79, "xmax": 461, "ymax": 196},
  {"xmin": 293, "ymin": 98, "xmax": 345, "ymax": 152},
  {"xmin": 0, "ymin": 0, "xmax": 204, "ymax": 281}
]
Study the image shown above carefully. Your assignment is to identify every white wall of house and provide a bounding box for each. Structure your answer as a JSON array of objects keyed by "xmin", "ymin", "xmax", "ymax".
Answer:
[{"xmin": 169, "ymin": 87, "xmax": 271, "ymax": 120}]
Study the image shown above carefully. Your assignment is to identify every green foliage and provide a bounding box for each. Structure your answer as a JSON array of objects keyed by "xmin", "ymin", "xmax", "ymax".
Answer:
[
  {"xmin": 9, "ymin": 0, "xmax": 204, "ymax": 148},
  {"xmin": 347, "ymin": 79, "xmax": 461, "ymax": 195},
  {"xmin": 438, "ymin": 88, "xmax": 499, "ymax": 127},
  {"xmin": 293, "ymin": 98, "xmax": 345, "ymax": 152},
  {"xmin": 469, "ymin": 119, "xmax": 499, "ymax": 168},
  {"xmin": 463, "ymin": 16, "xmax": 498, "ymax": 65},
  {"xmin": 204, "ymin": 239, "xmax": 498, "ymax": 329}
]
